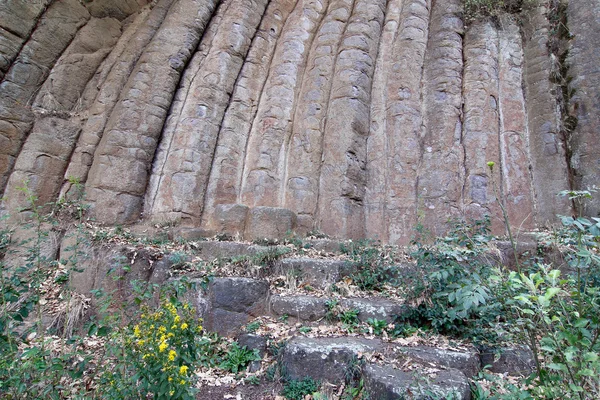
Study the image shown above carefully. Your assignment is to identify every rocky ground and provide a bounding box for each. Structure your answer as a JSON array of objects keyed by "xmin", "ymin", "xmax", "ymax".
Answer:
[{"xmin": 2, "ymin": 219, "xmax": 543, "ymax": 399}]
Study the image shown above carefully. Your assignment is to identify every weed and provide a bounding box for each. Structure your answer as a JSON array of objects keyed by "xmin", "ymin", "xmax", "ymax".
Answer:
[
  {"xmin": 220, "ymin": 341, "xmax": 261, "ymax": 374},
  {"xmin": 245, "ymin": 320, "xmax": 261, "ymax": 333},
  {"xmin": 366, "ymin": 318, "xmax": 387, "ymax": 336},
  {"xmin": 282, "ymin": 377, "xmax": 319, "ymax": 400}
]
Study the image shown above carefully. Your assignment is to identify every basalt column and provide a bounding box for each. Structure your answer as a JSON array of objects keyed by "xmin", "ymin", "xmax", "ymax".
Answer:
[
  {"xmin": 366, "ymin": 0, "xmax": 431, "ymax": 244},
  {"xmin": 145, "ymin": 0, "xmax": 270, "ymax": 223},
  {"xmin": 568, "ymin": 0, "xmax": 600, "ymax": 216},
  {"xmin": 416, "ymin": 0, "xmax": 464, "ymax": 237},
  {"xmin": 85, "ymin": 0, "xmax": 219, "ymax": 224},
  {"xmin": 316, "ymin": 0, "xmax": 386, "ymax": 239}
]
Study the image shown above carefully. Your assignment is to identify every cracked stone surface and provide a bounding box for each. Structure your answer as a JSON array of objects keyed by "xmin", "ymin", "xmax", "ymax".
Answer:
[{"xmin": 1, "ymin": 0, "xmax": 598, "ymax": 242}]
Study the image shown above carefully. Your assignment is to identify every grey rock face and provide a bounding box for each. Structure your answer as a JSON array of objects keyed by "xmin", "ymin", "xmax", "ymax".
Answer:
[
  {"xmin": 282, "ymin": 336, "xmax": 383, "ymax": 382},
  {"xmin": 363, "ymin": 364, "xmax": 471, "ymax": 400},
  {"xmin": 2, "ymin": 0, "xmax": 599, "ymax": 242}
]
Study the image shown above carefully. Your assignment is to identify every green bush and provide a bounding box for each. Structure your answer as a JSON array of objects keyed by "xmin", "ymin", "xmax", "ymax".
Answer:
[{"xmin": 282, "ymin": 377, "xmax": 319, "ymax": 400}]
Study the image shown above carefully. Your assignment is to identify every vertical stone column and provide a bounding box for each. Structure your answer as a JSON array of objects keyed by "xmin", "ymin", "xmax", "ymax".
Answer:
[
  {"xmin": 567, "ymin": 0, "xmax": 600, "ymax": 216},
  {"xmin": 85, "ymin": 0, "xmax": 219, "ymax": 224},
  {"xmin": 145, "ymin": 0, "xmax": 270, "ymax": 224},
  {"xmin": 317, "ymin": 0, "xmax": 385, "ymax": 239},
  {"xmin": 201, "ymin": 0, "xmax": 299, "ymax": 228},
  {"xmin": 417, "ymin": 0, "xmax": 464, "ymax": 236},
  {"xmin": 283, "ymin": 0, "xmax": 355, "ymax": 233}
]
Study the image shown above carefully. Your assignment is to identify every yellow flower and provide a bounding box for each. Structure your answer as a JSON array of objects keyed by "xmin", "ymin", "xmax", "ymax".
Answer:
[
  {"xmin": 158, "ymin": 326, "xmax": 167, "ymax": 333},
  {"xmin": 171, "ymin": 324, "xmax": 177, "ymax": 330},
  {"xmin": 159, "ymin": 342, "xmax": 168, "ymax": 352},
  {"xmin": 169, "ymin": 391, "xmax": 174, "ymax": 396},
  {"xmin": 179, "ymin": 365, "xmax": 188, "ymax": 375},
  {"xmin": 168, "ymin": 377, "xmax": 173, "ymax": 382},
  {"xmin": 180, "ymin": 323, "xmax": 188, "ymax": 330},
  {"xmin": 174, "ymin": 315, "xmax": 181, "ymax": 324},
  {"xmin": 168, "ymin": 332, "xmax": 175, "ymax": 338},
  {"xmin": 180, "ymin": 379, "xmax": 185, "ymax": 385},
  {"xmin": 168, "ymin": 350, "xmax": 177, "ymax": 361},
  {"xmin": 133, "ymin": 325, "xmax": 141, "ymax": 337},
  {"xmin": 137, "ymin": 339, "xmax": 145, "ymax": 346}
]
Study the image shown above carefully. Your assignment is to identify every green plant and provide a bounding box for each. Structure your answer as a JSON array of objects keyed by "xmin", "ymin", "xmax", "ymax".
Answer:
[
  {"xmin": 220, "ymin": 341, "xmax": 261, "ymax": 374},
  {"xmin": 245, "ymin": 320, "xmax": 261, "ymax": 333},
  {"xmin": 299, "ymin": 326, "xmax": 312, "ymax": 334},
  {"xmin": 97, "ymin": 298, "xmax": 203, "ymax": 400},
  {"xmin": 402, "ymin": 217, "xmax": 502, "ymax": 341},
  {"xmin": 282, "ymin": 377, "xmax": 319, "ymax": 400},
  {"xmin": 340, "ymin": 309, "xmax": 360, "ymax": 333},
  {"xmin": 343, "ymin": 240, "xmax": 395, "ymax": 292},
  {"xmin": 366, "ymin": 318, "xmax": 387, "ymax": 336}
]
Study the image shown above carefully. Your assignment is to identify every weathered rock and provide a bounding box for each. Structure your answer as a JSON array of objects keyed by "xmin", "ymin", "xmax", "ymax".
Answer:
[
  {"xmin": 277, "ymin": 258, "xmax": 353, "ymax": 289},
  {"xmin": 211, "ymin": 204, "xmax": 250, "ymax": 236},
  {"xmin": 0, "ymin": 0, "xmax": 90, "ymax": 194},
  {"xmin": 85, "ymin": 0, "xmax": 219, "ymax": 224},
  {"xmin": 567, "ymin": 0, "xmax": 600, "ymax": 216},
  {"xmin": 60, "ymin": 0, "xmax": 174, "ymax": 197},
  {"xmin": 340, "ymin": 298, "xmax": 404, "ymax": 323},
  {"xmin": 397, "ymin": 345, "xmax": 481, "ymax": 378},
  {"xmin": 1, "ymin": 0, "xmax": 599, "ymax": 244},
  {"xmin": 317, "ymin": 0, "xmax": 386, "ymax": 240},
  {"xmin": 416, "ymin": 0, "xmax": 464, "ymax": 237},
  {"xmin": 244, "ymin": 206, "xmax": 296, "ymax": 240},
  {"xmin": 270, "ymin": 295, "xmax": 328, "ymax": 321},
  {"xmin": 479, "ymin": 346, "xmax": 536, "ymax": 376},
  {"xmin": 282, "ymin": 336, "xmax": 383, "ymax": 382},
  {"xmin": 522, "ymin": 4, "xmax": 572, "ymax": 224},
  {"xmin": 202, "ymin": 277, "xmax": 270, "ymax": 336},
  {"xmin": 363, "ymin": 364, "xmax": 471, "ymax": 400},
  {"xmin": 145, "ymin": 0, "xmax": 270, "ymax": 223}
]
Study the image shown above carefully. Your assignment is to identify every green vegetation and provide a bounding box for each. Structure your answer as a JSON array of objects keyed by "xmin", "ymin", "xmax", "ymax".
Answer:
[{"xmin": 282, "ymin": 377, "xmax": 319, "ymax": 400}]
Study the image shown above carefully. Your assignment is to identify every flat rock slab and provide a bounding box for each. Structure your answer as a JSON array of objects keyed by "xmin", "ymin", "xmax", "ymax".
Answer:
[
  {"xmin": 396, "ymin": 345, "xmax": 481, "ymax": 378},
  {"xmin": 190, "ymin": 277, "xmax": 270, "ymax": 336},
  {"xmin": 244, "ymin": 206, "xmax": 296, "ymax": 240},
  {"xmin": 340, "ymin": 297, "xmax": 405, "ymax": 323},
  {"xmin": 282, "ymin": 336, "xmax": 384, "ymax": 383},
  {"xmin": 479, "ymin": 346, "xmax": 535, "ymax": 376},
  {"xmin": 270, "ymin": 295, "xmax": 328, "ymax": 321},
  {"xmin": 305, "ymin": 239, "xmax": 344, "ymax": 253},
  {"xmin": 193, "ymin": 241, "xmax": 276, "ymax": 261},
  {"xmin": 363, "ymin": 364, "xmax": 471, "ymax": 400},
  {"xmin": 277, "ymin": 257, "xmax": 354, "ymax": 289},
  {"xmin": 270, "ymin": 295, "xmax": 405, "ymax": 323}
]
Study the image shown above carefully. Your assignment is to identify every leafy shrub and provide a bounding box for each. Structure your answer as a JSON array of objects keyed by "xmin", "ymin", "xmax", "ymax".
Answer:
[
  {"xmin": 283, "ymin": 377, "xmax": 319, "ymax": 400},
  {"xmin": 98, "ymin": 298, "xmax": 203, "ymax": 400},
  {"xmin": 402, "ymin": 217, "xmax": 503, "ymax": 341},
  {"xmin": 220, "ymin": 341, "xmax": 261, "ymax": 374}
]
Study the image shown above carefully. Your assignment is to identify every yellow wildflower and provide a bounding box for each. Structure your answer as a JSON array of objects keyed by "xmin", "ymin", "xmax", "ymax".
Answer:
[
  {"xmin": 180, "ymin": 379, "xmax": 185, "ymax": 385},
  {"xmin": 159, "ymin": 341, "xmax": 168, "ymax": 352},
  {"xmin": 158, "ymin": 326, "xmax": 167, "ymax": 333},
  {"xmin": 168, "ymin": 332, "xmax": 175, "ymax": 338},
  {"xmin": 137, "ymin": 339, "xmax": 145, "ymax": 346},
  {"xmin": 168, "ymin": 350, "xmax": 177, "ymax": 361},
  {"xmin": 180, "ymin": 323, "xmax": 188, "ymax": 330},
  {"xmin": 133, "ymin": 325, "xmax": 141, "ymax": 337},
  {"xmin": 174, "ymin": 315, "xmax": 181, "ymax": 324},
  {"xmin": 179, "ymin": 365, "xmax": 188, "ymax": 375},
  {"xmin": 168, "ymin": 377, "xmax": 173, "ymax": 382}
]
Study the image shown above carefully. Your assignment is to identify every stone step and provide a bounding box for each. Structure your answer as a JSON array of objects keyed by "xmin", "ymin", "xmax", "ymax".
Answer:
[
  {"xmin": 275, "ymin": 257, "xmax": 355, "ymax": 289},
  {"xmin": 269, "ymin": 294, "xmax": 405, "ymax": 323},
  {"xmin": 281, "ymin": 336, "xmax": 472, "ymax": 399},
  {"xmin": 363, "ymin": 364, "xmax": 471, "ymax": 400}
]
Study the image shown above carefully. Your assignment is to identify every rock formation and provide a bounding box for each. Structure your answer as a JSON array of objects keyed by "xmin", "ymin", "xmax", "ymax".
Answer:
[{"xmin": 1, "ymin": 0, "xmax": 598, "ymax": 244}]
